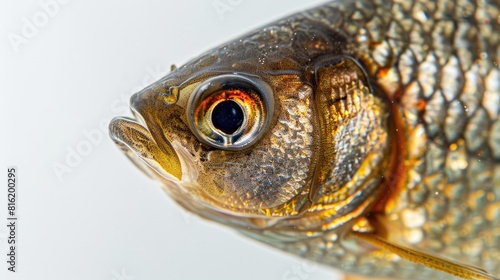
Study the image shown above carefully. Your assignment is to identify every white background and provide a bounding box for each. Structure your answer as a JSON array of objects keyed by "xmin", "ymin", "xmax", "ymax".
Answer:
[{"xmin": 0, "ymin": 0, "xmax": 343, "ymax": 279}]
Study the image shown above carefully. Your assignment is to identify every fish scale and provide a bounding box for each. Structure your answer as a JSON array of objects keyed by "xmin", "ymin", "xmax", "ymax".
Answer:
[
  {"xmin": 337, "ymin": 0, "xmax": 500, "ymax": 277},
  {"xmin": 109, "ymin": 0, "xmax": 500, "ymax": 279},
  {"xmin": 264, "ymin": 0, "xmax": 500, "ymax": 277}
]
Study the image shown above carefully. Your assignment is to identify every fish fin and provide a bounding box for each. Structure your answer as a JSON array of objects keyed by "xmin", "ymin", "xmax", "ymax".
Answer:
[{"xmin": 349, "ymin": 231, "xmax": 499, "ymax": 280}]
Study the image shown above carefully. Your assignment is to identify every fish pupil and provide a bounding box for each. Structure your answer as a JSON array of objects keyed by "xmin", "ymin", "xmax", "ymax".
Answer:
[{"xmin": 211, "ymin": 100, "xmax": 244, "ymax": 135}]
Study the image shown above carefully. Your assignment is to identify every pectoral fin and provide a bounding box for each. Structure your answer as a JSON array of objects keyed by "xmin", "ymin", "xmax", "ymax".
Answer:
[{"xmin": 349, "ymin": 231, "xmax": 499, "ymax": 280}]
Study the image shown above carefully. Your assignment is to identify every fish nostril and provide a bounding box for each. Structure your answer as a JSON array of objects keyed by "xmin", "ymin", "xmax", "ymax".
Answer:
[{"xmin": 211, "ymin": 100, "xmax": 244, "ymax": 135}]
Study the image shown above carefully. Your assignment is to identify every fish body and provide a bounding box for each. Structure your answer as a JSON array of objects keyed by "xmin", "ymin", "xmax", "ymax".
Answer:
[{"xmin": 110, "ymin": 0, "xmax": 500, "ymax": 279}]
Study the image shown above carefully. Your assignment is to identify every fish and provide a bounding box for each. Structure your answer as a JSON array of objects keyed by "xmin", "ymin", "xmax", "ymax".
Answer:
[{"xmin": 109, "ymin": 0, "xmax": 500, "ymax": 279}]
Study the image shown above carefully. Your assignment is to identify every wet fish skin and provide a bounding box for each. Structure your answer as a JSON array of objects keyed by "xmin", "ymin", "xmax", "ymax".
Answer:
[{"xmin": 109, "ymin": 0, "xmax": 500, "ymax": 279}]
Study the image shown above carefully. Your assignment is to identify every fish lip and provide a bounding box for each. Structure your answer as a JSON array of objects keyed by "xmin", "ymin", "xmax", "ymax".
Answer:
[
  {"xmin": 109, "ymin": 116, "xmax": 159, "ymax": 179},
  {"xmin": 109, "ymin": 95, "xmax": 183, "ymax": 182}
]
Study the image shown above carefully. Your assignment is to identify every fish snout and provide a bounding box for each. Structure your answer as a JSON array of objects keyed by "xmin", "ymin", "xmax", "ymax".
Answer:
[{"xmin": 109, "ymin": 104, "xmax": 182, "ymax": 181}]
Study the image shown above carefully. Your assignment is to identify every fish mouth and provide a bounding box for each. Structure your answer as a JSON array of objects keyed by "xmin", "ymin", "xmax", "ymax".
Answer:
[{"xmin": 109, "ymin": 91, "xmax": 183, "ymax": 182}]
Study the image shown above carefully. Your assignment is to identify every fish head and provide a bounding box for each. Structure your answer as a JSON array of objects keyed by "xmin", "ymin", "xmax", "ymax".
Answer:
[
  {"xmin": 110, "ymin": 21, "xmax": 392, "ymax": 236},
  {"xmin": 110, "ymin": 2, "xmax": 500, "ymax": 279}
]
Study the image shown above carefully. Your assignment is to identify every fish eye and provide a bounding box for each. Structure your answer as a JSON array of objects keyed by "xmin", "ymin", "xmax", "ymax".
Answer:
[
  {"xmin": 187, "ymin": 74, "xmax": 274, "ymax": 150},
  {"xmin": 211, "ymin": 99, "xmax": 244, "ymax": 135}
]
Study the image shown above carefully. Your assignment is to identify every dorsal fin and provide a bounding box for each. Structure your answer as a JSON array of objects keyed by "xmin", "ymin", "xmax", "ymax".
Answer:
[{"xmin": 349, "ymin": 230, "xmax": 499, "ymax": 280}]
